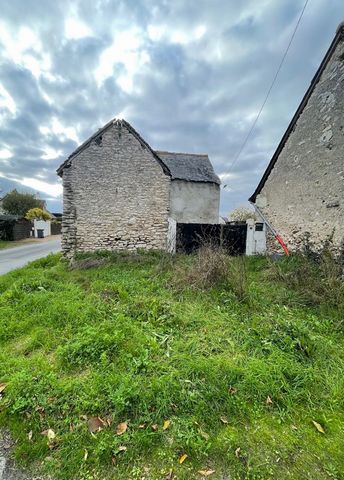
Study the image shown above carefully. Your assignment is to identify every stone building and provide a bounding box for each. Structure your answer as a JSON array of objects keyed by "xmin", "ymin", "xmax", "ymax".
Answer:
[
  {"xmin": 249, "ymin": 22, "xmax": 344, "ymax": 252},
  {"xmin": 57, "ymin": 119, "xmax": 220, "ymax": 256}
]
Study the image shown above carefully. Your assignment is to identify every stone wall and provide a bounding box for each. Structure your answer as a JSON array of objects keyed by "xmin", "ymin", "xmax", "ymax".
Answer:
[
  {"xmin": 169, "ymin": 180, "xmax": 220, "ymax": 224},
  {"xmin": 256, "ymin": 33, "xmax": 344, "ymax": 253},
  {"xmin": 61, "ymin": 122, "xmax": 170, "ymax": 256}
]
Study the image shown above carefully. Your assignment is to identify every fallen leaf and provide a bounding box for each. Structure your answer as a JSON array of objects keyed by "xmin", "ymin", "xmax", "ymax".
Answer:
[
  {"xmin": 198, "ymin": 469, "xmax": 215, "ymax": 477},
  {"xmin": 228, "ymin": 385, "xmax": 237, "ymax": 395},
  {"xmin": 117, "ymin": 445, "xmax": 127, "ymax": 452},
  {"xmin": 84, "ymin": 449, "xmax": 88, "ymax": 461},
  {"xmin": 235, "ymin": 447, "xmax": 241, "ymax": 458},
  {"xmin": 47, "ymin": 429, "xmax": 56, "ymax": 441},
  {"xmin": 312, "ymin": 420, "xmax": 325, "ymax": 434},
  {"xmin": 88, "ymin": 417, "xmax": 104, "ymax": 433},
  {"xmin": 220, "ymin": 416, "xmax": 229, "ymax": 424},
  {"xmin": 41, "ymin": 429, "xmax": 55, "ymax": 440},
  {"xmin": 266, "ymin": 396, "xmax": 273, "ymax": 405},
  {"xmin": 138, "ymin": 424, "xmax": 146, "ymax": 429},
  {"xmin": 105, "ymin": 416, "xmax": 112, "ymax": 427},
  {"xmin": 199, "ymin": 429, "xmax": 210, "ymax": 441},
  {"xmin": 165, "ymin": 470, "xmax": 174, "ymax": 479},
  {"xmin": 151, "ymin": 424, "xmax": 158, "ymax": 431},
  {"xmin": 116, "ymin": 422, "xmax": 128, "ymax": 435},
  {"xmin": 179, "ymin": 453, "xmax": 188, "ymax": 464},
  {"xmin": 41, "ymin": 429, "xmax": 57, "ymax": 449},
  {"xmin": 0, "ymin": 383, "xmax": 7, "ymax": 393},
  {"xmin": 28, "ymin": 431, "xmax": 33, "ymax": 441},
  {"xmin": 111, "ymin": 456, "xmax": 117, "ymax": 466},
  {"xmin": 163, "ymin": 420, "xmax": 171, "ymax": 430},
  {"xmin": 291, "ymin": 424, "xmax": 298, "ymax": 430},
  {"xmin": 47, "ymin": 396, "xmax": 57, "ymax": 402}
]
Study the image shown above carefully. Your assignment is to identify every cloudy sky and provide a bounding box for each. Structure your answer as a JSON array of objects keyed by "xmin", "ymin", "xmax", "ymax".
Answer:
[{"xmin": 0, "ymin": 0, "xmax": 343, "ymax": 213}]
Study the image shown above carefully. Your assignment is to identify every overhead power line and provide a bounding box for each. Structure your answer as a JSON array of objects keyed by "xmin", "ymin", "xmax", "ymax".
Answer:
[{"xmin": 225, "ymin": 0, "xmax": 310, "ymax": 178}]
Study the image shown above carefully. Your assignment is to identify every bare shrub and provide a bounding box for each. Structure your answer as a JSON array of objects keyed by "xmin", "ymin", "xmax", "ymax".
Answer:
[{"xmin": 172, "ymin": 244, "xmax": 248, "ymax": 300}]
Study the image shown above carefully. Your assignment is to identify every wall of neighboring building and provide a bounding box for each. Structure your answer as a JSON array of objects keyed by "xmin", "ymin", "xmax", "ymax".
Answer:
[
  {"xmin": 61, "ymin": 123, "xmax": 170, "ymax": 256},
  {"xmin": 169, "ymin": 180, "xmax": 220, "ymax": 224},
  {"xmin": 34, "ymin": 220, "xmax": 51, "ymax": 238},
  {"xmin": 256, "ymin": 35, "xmax": 344, "ymax": 252}
]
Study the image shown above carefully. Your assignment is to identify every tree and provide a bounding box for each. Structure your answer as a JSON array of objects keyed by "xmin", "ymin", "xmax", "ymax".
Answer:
[
  {"xmin": 25, "ymin": 208, "xmax": 51, "ymax": 221},
  {"xmin": 228, "ymin": 206, "xmax": 257, "ymax": 222},
  {"xmin": 2, "ymin": 189, "xmax": 43, "ymax": 216}
]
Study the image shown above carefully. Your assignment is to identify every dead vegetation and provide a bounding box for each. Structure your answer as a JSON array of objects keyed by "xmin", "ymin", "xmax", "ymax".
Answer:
[{"xmin": 171, "ymin": 244, "xmax": 248, "ymax": 300}]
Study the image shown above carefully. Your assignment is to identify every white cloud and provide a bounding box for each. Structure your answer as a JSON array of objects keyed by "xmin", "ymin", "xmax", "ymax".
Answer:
[
  {"xmin": 65, "ymin": 18, "xmax": 93, "ymax": 40},
  {"xmin": 20, "ymin": 177, "xmax": 62, "ymax": 197},
  {"xmin": 0, "ymin": 24, "xmax": 51, "ymax": 79},
  {"xmin": 39, "ymin": 118, "xmax": 80, "ymax": 144},
  {"xmin": 41, "ymin": 147, "xmax": 62, "ymax": 160},
  {"xmin": 95, "ymin": 29, "xmax": 150, "ymax": 93},
  {"xmin": 0, "ymin": 148, "xmax": 13, "ymax": 159},
  {"xmin": 148, "ymin": 24, "xmax": 207, "ymax": 45},
  {"xmin": 219, "ymin": 172, "xmax": 239, "ymax": 183},
  {"xmin": 0, "ymin": 84, "xmax": 16, "ymax": 123}
]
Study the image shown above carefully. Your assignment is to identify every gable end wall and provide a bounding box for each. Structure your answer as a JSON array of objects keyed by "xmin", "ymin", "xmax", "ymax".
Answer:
[
  {"xmin": 62, "ymin": 123, "xmax": 170, "ymax": 256},
  {"xmin": 256, "ymin": 36, "xmax": 344, "ymax": 252}
]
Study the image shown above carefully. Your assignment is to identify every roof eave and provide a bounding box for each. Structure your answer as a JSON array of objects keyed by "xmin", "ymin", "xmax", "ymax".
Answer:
[{"xmin": 171, "ymin": 177, "xmax": 221, "ymax": 185}]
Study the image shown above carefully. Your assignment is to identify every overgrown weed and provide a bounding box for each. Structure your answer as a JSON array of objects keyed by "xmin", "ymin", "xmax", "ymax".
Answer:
[
  {"xmin": 172, "ymin": 244, "xmax": 248, "ymax": 301},
  {"xmin": 268, "ymin": 248, "xmax": 344, "ymax": 312}
]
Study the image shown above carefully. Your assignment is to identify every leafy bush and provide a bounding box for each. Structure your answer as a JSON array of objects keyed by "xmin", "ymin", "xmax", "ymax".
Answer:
[
  {"xmin": 25, "ymin": 208, "xmax": 51, "ymax": 221},
  {"xmin": 228, "ymin": 205, "xmax": 257, "ymax": 221}
]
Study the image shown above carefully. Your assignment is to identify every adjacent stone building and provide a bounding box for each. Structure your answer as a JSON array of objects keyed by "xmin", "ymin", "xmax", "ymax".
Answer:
[
  {"xmin": 57, "ymin": 119, "xmax": 220, "ymax": 256},
  {"xmin": 250, "ymin": 22, "xmax": 344, "ymax": 252}
]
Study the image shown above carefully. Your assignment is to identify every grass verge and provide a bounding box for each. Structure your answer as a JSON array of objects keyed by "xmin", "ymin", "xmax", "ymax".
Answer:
[
  {"xmin": 0, "ymin": 251, "xmax": 343, "ymax": 479},
  {"xmin": 0, "ymin": 240, "xmax": 34, "ymax": 250}
]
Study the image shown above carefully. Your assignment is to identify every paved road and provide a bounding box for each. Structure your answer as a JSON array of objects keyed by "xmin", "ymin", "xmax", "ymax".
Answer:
[{"xmin": 0, "ymin": 238, "xmax": 61, "ymax": 275}]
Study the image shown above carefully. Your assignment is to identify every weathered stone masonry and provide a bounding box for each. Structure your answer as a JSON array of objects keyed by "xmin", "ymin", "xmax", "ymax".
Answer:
[
  {"xmin": 61, "ymin": 122, "xmax": 170, "ymax": 256},
  {"xmin": 250, "ymin": 23, "xmax": 344, "ymax": 252}
]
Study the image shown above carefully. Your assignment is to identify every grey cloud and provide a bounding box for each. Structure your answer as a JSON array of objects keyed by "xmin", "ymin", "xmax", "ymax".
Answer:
[{"xmin": 0, "ymin": 0, "xmax": 343, "ymax": 212}]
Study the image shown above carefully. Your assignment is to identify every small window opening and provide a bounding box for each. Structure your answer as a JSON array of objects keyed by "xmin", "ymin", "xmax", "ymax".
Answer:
[{"xmin": 95, "ymin": 135, "xmax": 102, "ymax": 146}]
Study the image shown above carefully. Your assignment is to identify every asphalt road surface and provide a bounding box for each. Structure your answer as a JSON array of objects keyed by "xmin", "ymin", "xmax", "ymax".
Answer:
[{"xmin": 0, "ymin": 238, "xmax": 61, "ymax": 275}]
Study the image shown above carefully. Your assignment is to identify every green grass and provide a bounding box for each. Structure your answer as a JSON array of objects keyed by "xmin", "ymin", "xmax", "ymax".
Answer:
[
  {"xmin": 0, "ymin": 251, "xmax": 343, "ymax": 480},
  {"xmin": 0, "ymin": 239, "xmax": 33, "ymax": 249}
]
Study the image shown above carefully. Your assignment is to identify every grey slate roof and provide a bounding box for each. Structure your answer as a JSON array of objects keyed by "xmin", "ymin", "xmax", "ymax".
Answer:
[{"xmin": 156, "ymin": 151, "xmax": 221, "ymax": 185}]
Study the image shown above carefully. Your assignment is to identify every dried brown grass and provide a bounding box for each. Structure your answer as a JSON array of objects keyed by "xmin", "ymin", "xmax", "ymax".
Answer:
[{"xmin": 172, "ymin": 244, "xmax": 248, "ymax": 300}]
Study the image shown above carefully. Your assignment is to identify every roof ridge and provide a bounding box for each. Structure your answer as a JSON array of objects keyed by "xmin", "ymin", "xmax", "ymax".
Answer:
[
  {"xmin": 336, "ymin": 21, "xmax": 344, "ymax": 34},
  {"xmin": 156, "ymin": 150, "xmax": 209, "ymax": 157},
  {"xmin": 57, "ymin": 118, "xmax": 171, "ymax": 177},
  {"xmin": 57, "ymin": 117, "xmax": 117, "ymax": 175}
]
